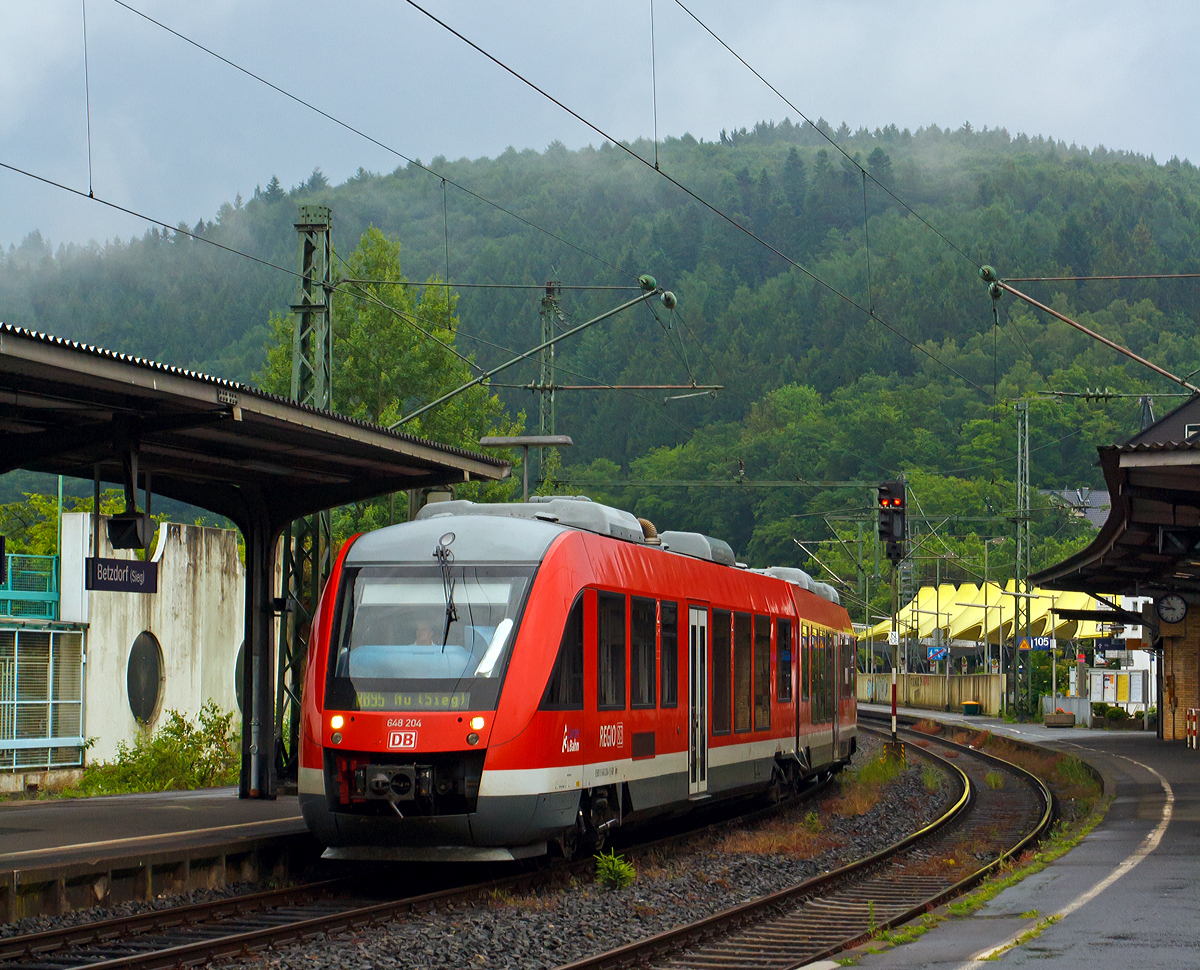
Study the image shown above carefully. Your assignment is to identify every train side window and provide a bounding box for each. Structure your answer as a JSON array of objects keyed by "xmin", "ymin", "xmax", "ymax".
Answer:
[
  {"xmin": 711, "ymin": 609, "xmax": 732, "ymax": 735},
  {"xmin": 753, "ymin": 615, "xmax": 771, "ymax": 730},
  {"xmin": 801, "ymin": 626, "xmax": 810, "ymax": 704},
  {"xmin": 630, "ymin": 596, "xmax": 657, "ymax": 709},
  {"xmin": 539, "ymin": 596, "xmax": 584, "ymax": 710},
  {"xmin": 660, "ymin": 601, "xmax": 679, "ymax": 708},
  {"xmin": 776, "ymin": 619, "xmax": 792, "ymax": 703},
  {"xmin": 597, "ymin": 591, "xmax": 627, "ymax": 710},
  {"xmin": 733, "ymin": 612, "xmax": 752, "ymax": 733}
]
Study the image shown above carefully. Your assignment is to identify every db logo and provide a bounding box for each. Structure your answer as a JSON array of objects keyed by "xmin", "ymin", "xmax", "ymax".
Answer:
[{"xmin": 388, "ymin": 730, "xmax": 417, "ymax": 749}]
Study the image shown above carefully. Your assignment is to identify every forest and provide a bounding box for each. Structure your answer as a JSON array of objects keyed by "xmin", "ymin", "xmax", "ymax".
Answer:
[{"xmin": 4, "ymin": 117, "xmax": 1200, "ymax": 622}]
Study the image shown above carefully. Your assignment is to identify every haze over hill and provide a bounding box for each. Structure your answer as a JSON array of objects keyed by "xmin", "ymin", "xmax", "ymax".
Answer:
[{"xmin": 4, "ymin": 119, "xmax": 1199, "ymax": 614}]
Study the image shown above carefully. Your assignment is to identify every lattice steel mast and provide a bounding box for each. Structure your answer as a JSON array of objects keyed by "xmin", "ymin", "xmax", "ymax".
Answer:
[{"xmin": 277, "ymin": 204, "xmax": 334, "ymax": 783}]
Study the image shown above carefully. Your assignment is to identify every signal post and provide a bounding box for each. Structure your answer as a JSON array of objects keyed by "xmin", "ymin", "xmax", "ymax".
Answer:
[{"xmin": 878, "ymin": 480, "xmax": 907, "ymax": 758}]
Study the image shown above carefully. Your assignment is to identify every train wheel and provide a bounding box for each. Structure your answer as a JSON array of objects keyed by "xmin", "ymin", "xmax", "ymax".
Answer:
[{"xmin": 766, "ymin": 764, "xmax": 788, "ymax": 804}]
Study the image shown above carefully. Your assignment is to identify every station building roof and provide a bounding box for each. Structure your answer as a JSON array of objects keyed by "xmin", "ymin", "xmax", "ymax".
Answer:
[
  {"xmin": 0, "ymin": 323, "xmax": 510, "ymax": 534},
  {"xmin": 1032, "ymin": 393, "xmax": 1200, "ymax": 596}
]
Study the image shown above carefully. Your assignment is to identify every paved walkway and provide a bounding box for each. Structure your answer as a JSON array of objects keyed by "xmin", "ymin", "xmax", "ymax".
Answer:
[
  {"xmin": 832, "ymin": 704, "xmax": 1197, "ymax": 970},
  {"xmin": 0, "ymin": 787, "xmax": 303, "ymax": 868}
]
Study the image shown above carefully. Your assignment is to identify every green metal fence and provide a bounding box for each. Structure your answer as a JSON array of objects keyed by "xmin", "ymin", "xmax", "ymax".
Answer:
[{"xmin": 1, "ymin": 555, "xmax": 58, "ymax": 620}]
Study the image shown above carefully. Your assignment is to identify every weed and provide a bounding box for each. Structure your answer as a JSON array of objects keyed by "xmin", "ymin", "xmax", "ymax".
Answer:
[
  {"xmin": 64, "ymin": 701, "xmax": 239, "ymax": 796},
  {"xmin": 595, "ymin": 850, "xmax": 636, "ymax": 890},
  {"xmin": 867, "ymin": 900, "xmax": 877, "ymax": 935},
  {"xmin": 922, "ymin": 765, "xmax": 942, "ymax": 793},
  {"xmin": 719, "ymin": 818, "xmax": 833, "ymax": 857},
  {"xmin": 1020, "ymin": 909, "xmax": 1039, "ymax": 918},
  {"xmin": 985, "ymin": 771, "xmax": 1005, "ymax": 790}
]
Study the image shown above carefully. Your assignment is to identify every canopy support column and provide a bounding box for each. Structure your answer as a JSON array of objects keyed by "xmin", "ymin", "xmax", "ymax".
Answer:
[{"xmin": 240, "ymin": 499, "xmax": 279, "ymax": 799}]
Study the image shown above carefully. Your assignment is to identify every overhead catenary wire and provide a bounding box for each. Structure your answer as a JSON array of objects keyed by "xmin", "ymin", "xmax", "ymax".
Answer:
[
  {"xmin": 400, "ymin": 0, "xmax": 998, "ymax": 405},
  {"xmin": 670, "ymin": 0, "xmax": 982, "ymax": 272},
  {"xmin": 337, "ymin": 280, "xmax": 641, "ymax": 290},
  {"xmin": 81, "ymin": 0, "xmax": 94, "ymax": 197},
  {"xmin": 650, "ymin": 0, "xmax": 660, "ymax": 170},
  {"xmin": 1005, "ymin": 273, "xmax": 1200, "ymax": 282},
  {"xmin": 108, "ymin": 0, "xmax": 625, "ymax": 278},
  {"xmin": 0, "ymin": 160, "xmax": 304, "ymax": 281},
  {"xmin": 329, "ymin": 248, "xmax": 696, "ymax": 433},
  {"xmin": 336, "ymin": 280, "xmax": 483, "ymax": 374}
]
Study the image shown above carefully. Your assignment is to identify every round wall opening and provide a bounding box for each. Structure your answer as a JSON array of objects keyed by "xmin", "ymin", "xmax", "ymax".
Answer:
[
  {"xmin": 127, "ymin": 631, "xmax": 164, "ymax": 725},
  {"xmin": 234, "ymin": 640, "xmax": 245, "ymax": 713}
]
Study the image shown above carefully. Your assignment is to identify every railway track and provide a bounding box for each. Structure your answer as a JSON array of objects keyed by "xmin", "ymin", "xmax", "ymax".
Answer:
[
  {"xmin": 0, "ymin": 773, "xmax": 835, "ymax": 970},
  {"xmin": 0, "ymin": 723, "xmax": 1051, "ymax": 970},
  {"xmin": 557, "ymin": 720, "xmax": 1052, "ymax": 970}
]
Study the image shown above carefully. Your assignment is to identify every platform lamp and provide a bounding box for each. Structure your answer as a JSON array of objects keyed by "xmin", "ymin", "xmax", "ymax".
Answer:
[{"xmin": 479, "ymin": 435, "xmax": 573, "ymax": 502}]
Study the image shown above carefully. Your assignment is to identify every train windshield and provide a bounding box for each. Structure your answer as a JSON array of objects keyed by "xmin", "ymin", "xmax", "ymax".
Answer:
[{"xmin": 325, "ymin": 563, "xmax": 535, "ymax": 712}]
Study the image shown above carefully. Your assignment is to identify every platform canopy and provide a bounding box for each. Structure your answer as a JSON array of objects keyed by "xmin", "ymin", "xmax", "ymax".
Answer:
[
  {"xmin": 1033, "ymin": 440, "xmax": 1200, "ymax": 596},
  {"xmin": 0, "ymin": 324, "xmax": 509, "ymax": 528},
  {"xmin": 1, "ymin": 323, "xmax": 510, "ymax": 798}
]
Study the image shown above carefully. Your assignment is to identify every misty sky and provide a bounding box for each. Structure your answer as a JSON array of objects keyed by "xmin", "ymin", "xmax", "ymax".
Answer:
[{"xmin": 2, "ymin": 0, "xmax": 1197, "ymax": 250}]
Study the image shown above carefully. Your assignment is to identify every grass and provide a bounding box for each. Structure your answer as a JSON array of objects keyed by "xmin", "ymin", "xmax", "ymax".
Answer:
[
  {"xmin": 922, "ymin": 766, "xmax": 942, "ymax": 792},
  {"xmin": 984, "ymin": 771, "xmax": 1005, "ymax": 790},
  {"xmin": 720, "ymin": 749, "xmax": 906, "ymax": 857}
]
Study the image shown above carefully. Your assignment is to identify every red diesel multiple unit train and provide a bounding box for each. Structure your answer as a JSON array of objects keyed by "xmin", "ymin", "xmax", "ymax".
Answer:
[{"xmin": 300, "ymin": 497, "xmax": 857, "ymax": 861}]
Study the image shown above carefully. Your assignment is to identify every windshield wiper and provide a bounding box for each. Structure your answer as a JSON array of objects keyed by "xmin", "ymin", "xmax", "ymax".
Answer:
[{"xmin": 434, "ymin": 532, "xmax": 458, "ymax": 651}]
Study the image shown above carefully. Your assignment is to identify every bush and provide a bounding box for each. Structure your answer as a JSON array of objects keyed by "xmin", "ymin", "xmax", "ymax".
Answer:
[
  {"xmin": 66, "ymin": 701, "xmax": 240, "ymax": 796},
  {"xmin": 1104, "ymin": 706, "xmax": 1129, "ymax": 723},
  {"xmin": 1091, "ymin": 702, "xmax": 1110, "ymax": 717},
  {"xmin": 594, "ymin": 849, "xmax": 636, "ymax": 890}
]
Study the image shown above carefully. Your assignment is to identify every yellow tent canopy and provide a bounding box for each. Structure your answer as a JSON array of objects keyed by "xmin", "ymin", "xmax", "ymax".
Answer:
[{"xmin": 871, "ymin": 582, "xmax": 1118, "ymax": 644}]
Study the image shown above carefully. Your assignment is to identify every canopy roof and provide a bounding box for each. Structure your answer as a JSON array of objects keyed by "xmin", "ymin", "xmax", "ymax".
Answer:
[
  {"xmin": 0, "ymin": 324, "xmax": 509, "ymax": 535},
  {"xmin": 868, "ymin": 581, "xmax": 1113, "ymax": 642}
]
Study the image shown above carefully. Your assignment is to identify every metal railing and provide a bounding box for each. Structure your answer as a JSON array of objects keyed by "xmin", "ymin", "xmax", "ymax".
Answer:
[
  {"xmin": 0, "ymin": 627, "xmax": 85, "ymax": 770},
  {"xmin": 1, "ymin": 554, "xmax": 59, "ymax": 620}
]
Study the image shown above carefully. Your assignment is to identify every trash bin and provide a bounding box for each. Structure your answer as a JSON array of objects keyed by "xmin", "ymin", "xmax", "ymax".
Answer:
[{"xmin": 961, "ymin": 701, "xmax": 981, "ymax": 716}]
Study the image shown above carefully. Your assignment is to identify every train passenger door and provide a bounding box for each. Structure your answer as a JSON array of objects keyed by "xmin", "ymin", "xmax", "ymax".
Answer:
[
  {"xmin": 688, "ymin": 606, "xmax": 708, "ymax": 796},
  {"xmin": 831, "ymin": 635, "xmax": 840, "ymax": 755}
]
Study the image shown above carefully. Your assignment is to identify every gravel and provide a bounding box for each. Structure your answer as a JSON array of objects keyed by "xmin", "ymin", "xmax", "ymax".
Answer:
[
  {"xmin": 226, "ymin": 735, "xmax": 955, "ymax": 970},
  {"xmin": 0, "ymin": 882, "xmax": 268, "ymax": 939}
]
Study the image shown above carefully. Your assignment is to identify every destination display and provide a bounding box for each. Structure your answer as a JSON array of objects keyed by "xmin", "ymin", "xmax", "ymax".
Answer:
[
  {"xmin": 355, "ymin": 690, "xmax": 471, "ymax": 711},
  {"xmin": 86, "ymin": 557, "xmax": 158, "ymax": 594}
]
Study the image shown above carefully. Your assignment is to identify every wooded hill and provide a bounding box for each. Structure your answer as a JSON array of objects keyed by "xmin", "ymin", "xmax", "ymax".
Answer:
[{"xmin": 4, "ymin": 118, "xmax": 1199, "ymax": 613}]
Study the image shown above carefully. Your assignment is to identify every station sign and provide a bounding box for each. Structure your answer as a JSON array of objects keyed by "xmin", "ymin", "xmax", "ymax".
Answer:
[
  {"xmin": 86, "ymin": 557, "xmax": 158, "ymax": 594},
  {"xmin": 887, "ymin": 631, "xmax": 899, "ymax": 646}
]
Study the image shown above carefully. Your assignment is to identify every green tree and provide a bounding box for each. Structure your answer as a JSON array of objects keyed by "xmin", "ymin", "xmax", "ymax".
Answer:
[{"xmin": 255, "ymin": 227, "xmax": 524, "ymax": 542}]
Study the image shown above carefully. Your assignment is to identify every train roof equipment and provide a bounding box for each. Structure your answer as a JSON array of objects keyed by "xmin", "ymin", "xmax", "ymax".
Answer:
[{"xmin": 412, "ymin": 497, "xmax": 840, "ymax": 604}]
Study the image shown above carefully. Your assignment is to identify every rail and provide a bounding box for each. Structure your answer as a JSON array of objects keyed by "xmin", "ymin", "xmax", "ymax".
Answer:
[
  {"xmin": 556, "ymin": 721, "xmax": 1052, "ymax": 969},
  {"xmin": 0, "ymin": 771, "xmax": 835, "ymax": 968}
]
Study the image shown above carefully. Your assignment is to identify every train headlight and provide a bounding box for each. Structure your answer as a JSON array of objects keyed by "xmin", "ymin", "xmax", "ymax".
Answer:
[
  {"xmin": 466, "ymin": 732, "xmax": 479, "ymax": 745},
  {"xmin": 330, "ymin": 715, "xmax": 344, "ymax": 730},
  {"xmin": 470, "ymin": 716, "xmax": 485, "ymax": 730}
]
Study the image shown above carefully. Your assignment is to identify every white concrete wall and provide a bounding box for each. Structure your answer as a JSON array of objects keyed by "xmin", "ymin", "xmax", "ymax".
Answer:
[{"xmin": 61, "ymin": 514, "xmax": 245, "ymax": 762}]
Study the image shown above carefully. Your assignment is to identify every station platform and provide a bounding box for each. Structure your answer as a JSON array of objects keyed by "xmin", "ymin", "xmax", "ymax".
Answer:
[
  {"xmin": 0, "ymin": 787, "xmax": 313, "ymax": 920},
  {"xmin": 841, "ymin": 703, "xmax": 1199, "ymax": 970}
]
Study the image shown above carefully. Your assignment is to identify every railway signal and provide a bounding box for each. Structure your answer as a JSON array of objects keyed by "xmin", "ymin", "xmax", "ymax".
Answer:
[{"xmin": 877, "ymin": 480, "xmax": 906, "ymax": 562}]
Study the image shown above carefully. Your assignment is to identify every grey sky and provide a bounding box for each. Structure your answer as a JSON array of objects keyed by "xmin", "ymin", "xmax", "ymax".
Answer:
[{"xmin": 2, "ymin": 0, "xmax": 1196, "ymax": 249}]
